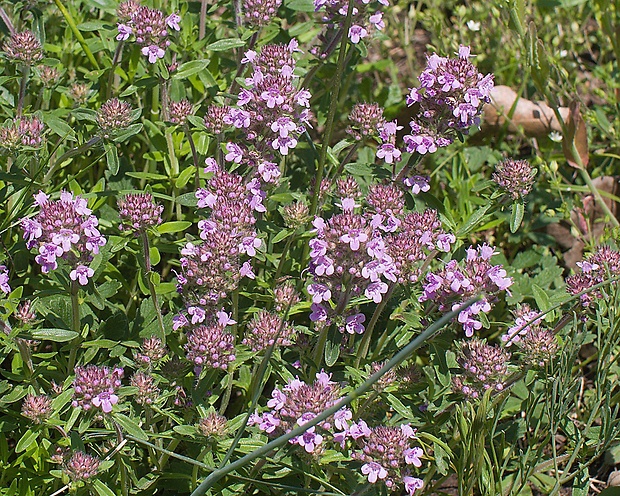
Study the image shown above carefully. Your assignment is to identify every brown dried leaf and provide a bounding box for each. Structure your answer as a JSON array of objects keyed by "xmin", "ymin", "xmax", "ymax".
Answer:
[
  {"xmin": 561, "ymin": 100, "xmax": 589, "ymax": 169},
  {"xmin": 482, "ymin": 85, "xmax": 569, "ymax": 137},
  {"xmin": 546, "ymin": 176, "xmax": 619, "ymax": 269}
]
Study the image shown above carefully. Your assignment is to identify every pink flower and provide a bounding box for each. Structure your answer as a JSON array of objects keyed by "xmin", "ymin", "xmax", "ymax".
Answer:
[
  {"xmin": 361, "ymin": 462, "xmax": 388, "ymax": 483},
  {"xmin": 349, "ymin": 25, "xmax": 368, "ymax": 44},
  {"xmin": 376, "ymin": 143, "xmax": 402, "ymax": 164},
  {"xmin": 403, "ymin": 476, "xmax": 424, "ymax": 495},
  {"xmin": 166, "ymin": 13, "xmax": 181, "ymax": 31},
  {"xmin": 365, "ymin": 281, "xmax": 388, "ymax": 303},
  {"xmin": 141, "ymin": 45, "xmax": 165, "ymax": 63},
  {"xmin": 70, "ymin": 265, "xmax": 94, "ymax": 285},
  {"xmin": 340, "ymin": 229, "xmax": 368, "ymax": 251},
  {"xmin": 225, "ymin": 142, "xmax": 244, "ymax": 163},
  {"xmin": 344, "ymin": 313, "xmax": 366, "ymax": 334},
  {"xmin": 91, "ymin": 391, "xmax": 118, "ymax": 413},
  {"xmin": 116, "ymin": 23, "xmax": 133, "ymax": 41},
  {"xmin": 404, "ymin": 447, "xmax": 423, "ymax": 466}
]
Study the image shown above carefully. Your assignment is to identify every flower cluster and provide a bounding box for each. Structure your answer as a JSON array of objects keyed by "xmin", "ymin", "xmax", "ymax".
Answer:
[
  {"xmin": 117, "ymin": 193, "xmax": 164, "ymax": 233},
  {"xmin": 174, "ymin": 166, "xmax": 261, "ymax": 328},
  {"xmin": 243, "ymin": 0, "xmax": 282, "ymax": 28},
  {"xmin": 249, "ymin": 371, "xmax": 350, "ymax": 453},
  {"xmin": 0, "ymin": 265, "xmax": 9, "ymax": 294},
  {"xmin": 72, "ymin": 365, "xmax": 124, "ymax": 413},
  {"xmin": 314, "ymin": 0, "xmax": 388, "ymax": 44},
  {"xmin": 452, "ymin": 338, "xmax": 511, "ymax": 399},
  {"xmin": 346, "ymin": 103, "xmax": 405, "ymax": 166},
  {"xmin": 184, "ymin": 321, "xmax": 236, "ymax": 371},
  {"xmin": 347, "ymin": 103, "xmax": 386, "ymax": 141},
  {"xmin": 134, "ymin": 336, "xmax": 167, "ymax": 367},
  {"xmin": 62, "ymin": 451, "xmax": 100, "ymax": 482},
  {"xmin": 566, "ymin": 246, "xmax": 620, "ymax": 308},
  {"xmin": 0, "ymin": 116, "xmax": 45, "ymax": 152},
  {"xmin": 350, "ymin": 423, "xmax": 424, "ymax": 495},
  {"xmin": 3, "ymin": 30, "xmax": 44, "ymax": 65},
  {"xmin": 492, "ymin": 158, "xmax": 536, "ymax": 200},
  {"xmin": 97, "ymin": 98, "xmax": 134, "ymax": 138},
  {"xmin": 501, "ymin": 303, "xmax": 543, "ymax": 346},
  {"xmin": 242, "ymin": 310, "xmax": 295, "ymax": 352},
  {"xmin": 21, "ymin": 394, "xmax": 53, "ymax": 424},
  {"xmin": 168, "ymin": 99, "xmax": 194, "ymax": 125},
  {"xmin": 308, "ymin": 181, "xmax": 454, "ymax": 330},
  {"xmin": 403, "ymin": 46, "xmax": 493, "ymax": 155},
  {"xmin": 198, "ymin": 412, "xmax": 228, "ymax": 437},
  {"xmin": 419, "ymin": 244, "xmax": 513, "ymax": 336},
  {"xmin": 224, "ymin": 41, "xmax": 312, "ymax": 160},
  {"xmin": 21, "ymin": 191, "xmax": 106, "ymax": 285},
  {"xmin": 130, "ymin": 371, "xmax": 160, "ymax": 405},
  {"xmin": 116, "ymin": 1, "xmax": 181, "ymax": 63}
]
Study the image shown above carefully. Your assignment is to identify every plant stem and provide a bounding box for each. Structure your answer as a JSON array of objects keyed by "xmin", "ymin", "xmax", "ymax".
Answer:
[
  {"xmin": 140, "ymin": 230, "xmax": 166, "ymax": 343},
  {"xmin": 53, "ymin": 0, "xmax": 100, "ymax": 70},
  {"xmin": 184, "ymin": 124, "xmax": 201, "ymax": 189},
  {"xmin": 106, "ymin": 42, "xmax": 124, "ymax": 100},
  {"xmin": 17, "ymin": 65, "xmax": 30, "ymax": 117},
  {"xmin": 190, "ymin": 296, "xmax": 481, "ymax": 495},
  {"xmin": 308, "ymin": 1, "xmax": 354, "ymax": 220},
  {"xmin": 199, "ymin": 0, "xmax": 207, "ymax": 40},
  {"xmin": 67, "ymin": 279, "xmax": 81, "ymax": 373},
  {"xmin": 355, "ymin": 284, "xmax": 395, "ymax": 368}
]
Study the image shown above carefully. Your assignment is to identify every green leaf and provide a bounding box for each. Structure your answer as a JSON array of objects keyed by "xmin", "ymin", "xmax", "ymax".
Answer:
[
  {"xmin": 113, "ymin": 413, "xmax": 148, "ymax": 440},
  {"xmin": 176, "ymin": 192, "xmax": 199, "ymax": 206},
  {"xmin": 28, "ymin": 328, "xmax": 79, "ymax": 342},
  {"xmin": 156, "ymin": 221, "xmax": 192, "ymax": 234},
  {"xmin": 112, "ymin": 123, "xmax": 143, "ymax": 143},
  {"xmin": 16, "ymin": 430, "xmax": 39, "ymax": 453},
  {"xmin": 43, "ymin": 114, "xmax": 75, "ymax": 139},
  {"xmin": 457, "ymin": 204, "xmax": 492, "ymax": 236},
  {"xmin": 271, "ymin": 228, "xmax": 294, "ymax": 244},
  {"xmin": 92, "ymin": 480, "xmax": 117, "ymax": 496},
  {"xmin": 206, "ymin": 38, "xmax": 246, "ymax": 51},
  {"xmin": 285, "ymin": 0, "xmax": 316, "ymax": 11},
  {"xmin": 510, "ymin": 201, "xmax": 525, "ymax": 233},
  {"xmin": 104, "ymin": 143, "xmax": 119, "ymax": 175},
  {"xmin": 324, "ymin": 327, "xmax": 340, "ymax": 367},
  {"xmin": 176, "ymin": 166, "xmax": 195, "ymax": 189},
  {"xmin": 532, "ymin": 284, "xmax": 551, "ymax": 313},
  {"xmin": 173, "ymin": 60, "xmax": 209, "ymax": 79}
]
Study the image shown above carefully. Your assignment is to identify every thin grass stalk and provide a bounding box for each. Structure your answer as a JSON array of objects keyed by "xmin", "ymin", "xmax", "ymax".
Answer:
[
  {"xmin": 190, "ymin": 296, "xmax": 481, "ymax": 495},
  {"xmin": 52, "ymin": 0, "xmax": 100, "ymax": 70}
]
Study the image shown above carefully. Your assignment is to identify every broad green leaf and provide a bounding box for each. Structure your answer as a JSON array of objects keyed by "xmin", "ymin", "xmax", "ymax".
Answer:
[
  {"xmin": 173, "ymin": 60, "xmax": 209, "ymax": 79},
  {"xmin": 113, "ymin": 413, "xmax": 148, "ymax": 440},
  {"xmin": 206, "ymin": 38, "xmax": 246, "ymax": 51},
  {"xmin": 28, "ymin": 328, "xmax": 79, "ymax": 342},
  {"xmin": 156, "ymin": 221, "xmax": 192, "ymax": 234},
  {"xmin": 16, "ymin": 430, "xmax": 38, "ymax": 453},
  {"xmin": 510, "ymin": 201, "xmax": 525, "ymax": 233},
  {"xmin": 104, "ymin": 143, "xmax": 119, "ymax": 175},
  {"xmin": 92, "ymin": 480, "xmax": 116, "ymax": 496}
]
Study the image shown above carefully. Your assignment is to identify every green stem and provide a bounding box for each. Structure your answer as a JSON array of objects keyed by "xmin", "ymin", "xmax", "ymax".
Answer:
[
  {"xmin": 158, "ymin": 438, "xmax": 181, "ymax": 471},
  {"xmin": 190, "ymin": 296, "xmax": 481, "ymax": 495},
  {"xmin": 67, "ymin": 279, "xmax": 81, "ymax": 373},
  {"xmin": 308, "ymin": 0, "xmax": 354, "ymax": 220},
  {"xmin": 355, "ymin": 284, "xmax": 395, "ymax": 368},
  {"xmin": 140, "ymin": 230, "xmax": 166, "ymax": 343},
  {"xmin": 52, "ymin": 0, "xmax": 100, "ymax": 70},
  {"xmin": 17, "ymin": 65, "xmax": 30, "ymax": 117},
  {"xmin": 184, "ymin": 124, "xmax": 201, "ymax": 189},
  {"xmin": 106, "ymin": 41, "xmax": 124, "ymax": 100}
]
